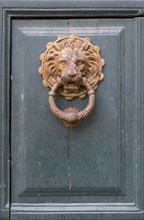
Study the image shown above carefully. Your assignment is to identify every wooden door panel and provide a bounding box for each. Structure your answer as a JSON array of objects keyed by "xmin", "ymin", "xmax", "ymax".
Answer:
[
  {"xmin": 0, "ymin": 2, "xmax": 144, "ymax": 220},
  {"xmin": 10, "ymin": 18, "xmax": 143, "ymax": 220}
]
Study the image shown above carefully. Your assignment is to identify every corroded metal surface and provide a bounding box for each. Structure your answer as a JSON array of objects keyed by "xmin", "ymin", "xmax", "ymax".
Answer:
[{"xmin": 39, "ymin": 34, "xmax": 104, "ymax": 127}]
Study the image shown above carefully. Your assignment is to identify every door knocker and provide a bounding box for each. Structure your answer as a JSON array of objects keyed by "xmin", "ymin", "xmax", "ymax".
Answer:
[{"xmin": 39, "ymin": 34, "xmax": 105, "ymax": 127}]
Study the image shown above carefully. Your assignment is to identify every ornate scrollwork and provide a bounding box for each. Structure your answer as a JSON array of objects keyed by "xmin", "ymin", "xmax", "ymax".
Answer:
[{"xmin": 39, "ymin": 34, "xmax": 105, "ymax": 127}]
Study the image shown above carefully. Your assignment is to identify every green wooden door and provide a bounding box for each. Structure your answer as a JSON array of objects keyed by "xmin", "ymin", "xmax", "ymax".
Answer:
[{"xmin": 0, "ymin": 1, "xmax": 144, "ymax": 220}]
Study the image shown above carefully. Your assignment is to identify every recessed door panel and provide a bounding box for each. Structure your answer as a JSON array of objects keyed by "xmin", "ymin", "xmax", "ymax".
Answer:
[{"xmin": 10, "ymin": 18, "xmax": 143, "ymax": 219}]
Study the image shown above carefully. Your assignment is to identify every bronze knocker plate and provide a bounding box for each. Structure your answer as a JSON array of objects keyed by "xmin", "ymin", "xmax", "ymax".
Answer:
[{"xmin": 39, "ymin": 34, "xmax": 105, "ymax": 127}]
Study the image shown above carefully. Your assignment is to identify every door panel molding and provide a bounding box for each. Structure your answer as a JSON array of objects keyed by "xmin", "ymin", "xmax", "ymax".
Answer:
[
  {"xmin": 2, "ymin": 8, "xmax": 144, "ymax": 18},
  {"xmin": 15, "ymin": 26, "xmax": 125, "ymax": 197}
]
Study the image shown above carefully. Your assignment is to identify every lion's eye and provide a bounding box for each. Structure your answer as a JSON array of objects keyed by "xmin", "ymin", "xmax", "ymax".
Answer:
[
  {"xmin": 76, "ymin": 60, "xmax": 85, "ymax": 66},
  {"xmin": 60, "ymin": 60, "xmax": 67, "ymax": 65}
]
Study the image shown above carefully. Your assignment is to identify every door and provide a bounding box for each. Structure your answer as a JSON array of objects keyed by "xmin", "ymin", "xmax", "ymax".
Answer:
[{"xmin": 0, "ymin": 1, "xmax": 144, "ymax": 220}]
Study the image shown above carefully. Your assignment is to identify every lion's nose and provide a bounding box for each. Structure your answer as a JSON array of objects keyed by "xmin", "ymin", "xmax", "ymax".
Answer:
[{"xmin": 67, "ymin": 65, "xmax": 77, "ymax": 77}]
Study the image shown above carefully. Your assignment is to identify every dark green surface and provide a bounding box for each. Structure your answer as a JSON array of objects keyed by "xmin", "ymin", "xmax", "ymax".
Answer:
[{"xmin": 0, "ymin": 1, "xmax": 144, "ymax": 220}]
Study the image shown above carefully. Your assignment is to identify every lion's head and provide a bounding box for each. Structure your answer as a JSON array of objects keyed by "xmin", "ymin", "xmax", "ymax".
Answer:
[{"xmin": 39, "ymin": 34, "xmax": 104, "ymax": 100}]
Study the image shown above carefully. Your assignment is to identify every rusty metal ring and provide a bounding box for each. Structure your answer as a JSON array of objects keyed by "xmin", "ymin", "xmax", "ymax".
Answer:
[{"xmin": 48, "ymin": 77, "xmax": 95, "ymax": 127}]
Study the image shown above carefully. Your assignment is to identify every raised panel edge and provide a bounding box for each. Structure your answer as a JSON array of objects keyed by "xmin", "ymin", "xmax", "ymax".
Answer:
[
  {"xmin": 133, "ymin": 17, "xmax": 144, "ymax": 211},
  {"xmin": 0, "ymin": 3, "xmax": 10, "ymax": 220}
]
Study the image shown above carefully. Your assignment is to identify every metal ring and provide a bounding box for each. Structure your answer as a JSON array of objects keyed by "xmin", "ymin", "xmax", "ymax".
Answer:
[{"xmin": 48, "ymin": 77, "xmax": 95, "ymax": 127}]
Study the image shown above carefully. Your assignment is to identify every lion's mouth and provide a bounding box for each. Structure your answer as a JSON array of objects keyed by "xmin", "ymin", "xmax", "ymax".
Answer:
[{"xmin": 63, "ymin": 82, "xmax": 81, "ymax": 93}]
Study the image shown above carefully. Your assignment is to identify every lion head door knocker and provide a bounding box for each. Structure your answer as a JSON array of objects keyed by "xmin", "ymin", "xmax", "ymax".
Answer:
[{"xmin": 39, "ymin": 34, "xmax": 105, "ymax": 127}]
